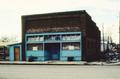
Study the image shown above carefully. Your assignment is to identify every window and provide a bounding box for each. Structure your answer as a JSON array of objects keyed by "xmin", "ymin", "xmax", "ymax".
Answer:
[
  {"xmin": 27, "ymin": 44, "xmax": 43, "ymax": 51},
  {"xmin": 27, "ymin": 36, "xmax": 44, "ymax": 42},
  {"xmin": 62, "ymin": 42, "xmax": 80, "ymax": 50},
  {"xmin": 44, "ymin": 35, "xmax": 60, "ymax": 41},
  {"xmin": 62, "ymin": 34, "xmax": 80, "ymax": 41}
]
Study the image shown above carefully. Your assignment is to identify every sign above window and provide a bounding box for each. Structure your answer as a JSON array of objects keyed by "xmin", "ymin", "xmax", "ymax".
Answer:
[{"xmin": 26, "ymin": 27, "xmax": 80, "ymax": 33}]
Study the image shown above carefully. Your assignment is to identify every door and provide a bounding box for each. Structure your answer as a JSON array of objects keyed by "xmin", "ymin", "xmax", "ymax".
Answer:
[
  {"xmin": 51, "ymin": 44, "xmax": 60, "ymax": 60},
  {"xmin": 68, "ymin": 57, "xmax": 74, "ymax": 61},
  {"xmin": 14, "ymin": 47, "xmax": 20, "ymax": 61},
  {"xmin": 45, "ymin": 43, "xmax": 60, "ymax": 60}
]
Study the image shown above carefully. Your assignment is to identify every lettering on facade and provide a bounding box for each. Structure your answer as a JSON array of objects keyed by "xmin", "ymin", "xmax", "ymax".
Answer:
[
  {"xmin": 27, "ymin": 36, "xmax": 44, "ymax": 42},
  {"xmin": 26, "ymin": 27, "xmax": 80, "ymax": 33},
  {"xmin": 27, "ymin": 34, "xmax": 81, "ymax": 42}
]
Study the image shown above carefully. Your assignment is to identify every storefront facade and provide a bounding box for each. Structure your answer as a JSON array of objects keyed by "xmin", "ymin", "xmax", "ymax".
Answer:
[{"xmin": 25, "ymin": 32, "xmax": 82, "ymax": 61}]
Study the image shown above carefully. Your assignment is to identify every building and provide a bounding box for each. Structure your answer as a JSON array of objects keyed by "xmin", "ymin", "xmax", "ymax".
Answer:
[
  {"xmin": 8, "ymin": 43, "xmax": 22, "ymax": 61},
  {"xmin": 21, "ymin": 10, "xmax": 100, "ymax": 61},
  {"xmin": 0, "ymin": 46, "xmax": 8, "ymax": 61}
]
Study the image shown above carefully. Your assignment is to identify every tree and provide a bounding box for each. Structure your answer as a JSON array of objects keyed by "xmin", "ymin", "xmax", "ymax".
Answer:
[{"xmin": 0, "ymin": 36, "xmax": 18, "ymax": 46}]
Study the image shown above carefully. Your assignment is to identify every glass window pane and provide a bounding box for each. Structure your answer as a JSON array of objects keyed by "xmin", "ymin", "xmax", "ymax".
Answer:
[
  {"xmin": 62, "ymin": 42, "xmax": 80, "ymax": 50},
  {"xmin": 62, "ymin": 34, "xmax": 80, "ymax": 41},
  {"xmin": 27, "ymin": 44, "xmax": 43, "ymax": 51}
]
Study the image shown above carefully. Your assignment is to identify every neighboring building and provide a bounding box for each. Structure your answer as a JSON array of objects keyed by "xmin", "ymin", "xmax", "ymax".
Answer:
[
  {"xmin": 22, "ymin": 10, "xmax": 101, "ymax": 61},
  {"xmin": 8, "ymin": 43, "xmax": 22, "ymax": 61},
  {"xmin": 0, "ymin": 46, "xmax": 8, "ymax": 61}
]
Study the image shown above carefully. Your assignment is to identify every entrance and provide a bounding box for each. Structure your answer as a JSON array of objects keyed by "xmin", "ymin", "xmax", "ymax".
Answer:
[
  {"xmin": 14, "ymin": 47, "xmax": 20, "ymax": 61},
  {"xmin": 68, "ymin": 57, "xmax": 74, "ymax": 61},
  {"xmin": 45, "ymin": 43, "xmax": 60, "ymax": 60}
]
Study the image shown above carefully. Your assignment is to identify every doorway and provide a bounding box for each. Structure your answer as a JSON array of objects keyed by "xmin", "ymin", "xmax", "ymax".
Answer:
[
  {"xmin": 14, "ymin": 47, "xmax": 20, "ymax": 61},
  {"xmin": 68, "ymin": 57, "xmax": 74, "ymax": 61},
  {"xmin": 45, "ymin": 43, "xmax": 60, "ymax": 60}
]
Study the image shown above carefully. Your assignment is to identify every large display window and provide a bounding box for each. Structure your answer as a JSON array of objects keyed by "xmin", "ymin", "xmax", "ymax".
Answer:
[
  {"xmin": 62, "ymin": 42, "xmax": 80, "ymax": 50},
  {"xmin": 27, "ymin": 44, "xmax": 43, "ymax": 51}
]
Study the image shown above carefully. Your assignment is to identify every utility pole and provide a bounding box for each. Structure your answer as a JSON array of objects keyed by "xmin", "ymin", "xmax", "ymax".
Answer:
[
  {"xmin": 107, "ymin": 36, "xmax": 109, "ymax": 50},
  {"xmin": 102, "ymin": 24, "xmax": 105, "ymax": 52},
  {"xmin": 119, "ymin": 12, "xmax": 120, "ymax": 45},
  {"xmin": 117, "ymin": 12, "xmax": 120, "ymax": 53}
]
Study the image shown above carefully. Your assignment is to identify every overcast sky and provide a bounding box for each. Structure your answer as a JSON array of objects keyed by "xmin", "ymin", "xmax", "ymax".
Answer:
[{"xmin": 0, "ymin": 0, "xmax": 120, "ymax": 43}]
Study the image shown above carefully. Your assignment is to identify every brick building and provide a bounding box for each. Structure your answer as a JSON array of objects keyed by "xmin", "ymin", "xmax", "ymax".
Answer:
[{"xmin": 21, "ymin": 10, "xmax": 100, "ymax": 61}]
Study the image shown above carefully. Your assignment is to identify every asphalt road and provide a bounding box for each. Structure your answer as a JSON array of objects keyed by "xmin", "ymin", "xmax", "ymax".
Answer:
[{"xmin": 0, "ymin": 65, "xmax": 120, "ymax": 79}]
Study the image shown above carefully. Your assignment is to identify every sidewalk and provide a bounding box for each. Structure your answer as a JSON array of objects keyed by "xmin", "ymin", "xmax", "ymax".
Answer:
[
  {"xmin": 0, "ymin": 61, "xmax": 87, "ymax": 65},
  {"xmin": 0, "ymin": 61, "xmax": 120, "ymax": 66}
]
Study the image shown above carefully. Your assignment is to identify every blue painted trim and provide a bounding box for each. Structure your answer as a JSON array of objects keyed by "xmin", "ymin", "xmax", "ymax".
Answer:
[
  {"xmin": 80, "ymin": 32, "xmax": 82, "ymax": 60},
  {"xmin": 26, "ymin": 32, "xmax": 81, "ymax": 36},
  {"xmin": 26, "ymin": 32, "xmax": 81, "ymax": 44},
  {"xmin": 25, "ymin": 32, "xmax": 82, "ymax": 61},
  {"xmin": 19, "ymin": 45, "xmax": 22, "ymax": 61},
  {"xmin": 27, "ymin": 40, "xmax": 81, "ymax": 44}
]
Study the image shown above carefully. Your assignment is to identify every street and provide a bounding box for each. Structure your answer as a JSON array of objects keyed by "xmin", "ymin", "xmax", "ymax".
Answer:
[{"xmin": 0, "ymin": 65, "xmax": 120, "ymax": 79}]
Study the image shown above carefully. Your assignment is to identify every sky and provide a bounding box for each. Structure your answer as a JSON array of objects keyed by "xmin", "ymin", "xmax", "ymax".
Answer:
[{"xmin": 0, "ymin": 0, "xmax": 120, "ymax": 43}]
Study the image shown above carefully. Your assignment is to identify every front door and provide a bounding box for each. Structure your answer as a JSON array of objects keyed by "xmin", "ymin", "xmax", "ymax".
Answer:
[
  {"xmin": 14, "ymin": 47, "xmax": 20, "ymax": 61},
  {"xmin": 45, "ymin": 43, "xmax": 60, "ymax": 60}
]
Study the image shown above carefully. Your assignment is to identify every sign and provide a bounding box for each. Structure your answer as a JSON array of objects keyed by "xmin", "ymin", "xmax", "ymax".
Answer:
[
  {"xmin": 26, "ymin": 27, "xmax": 80, "ymax": 33},
  {"xmin": 32, "ymin": 46, "xmax": 38, "ymax": 51}
]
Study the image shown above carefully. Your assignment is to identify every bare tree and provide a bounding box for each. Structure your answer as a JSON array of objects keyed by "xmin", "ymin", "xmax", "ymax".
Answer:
[{"xmin": 0, "ymin": 36, "xmax": 18, "ymax": 46}]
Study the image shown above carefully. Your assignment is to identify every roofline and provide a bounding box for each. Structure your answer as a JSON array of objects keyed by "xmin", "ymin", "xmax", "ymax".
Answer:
[
  {"xmin": 7, "ymin": 43, "xmax": 21, "ymax": 46},
  {"xmin": 22, "ymin": 10, "xmax": 87, "ymax": 17}
]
